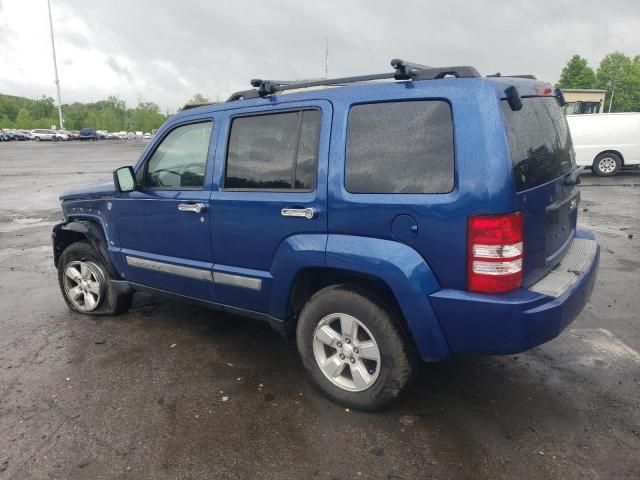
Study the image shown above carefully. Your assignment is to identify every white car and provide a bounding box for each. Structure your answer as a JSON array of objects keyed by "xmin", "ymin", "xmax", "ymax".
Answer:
[
  {"xmin": 143, "ymin": 132, "xmax": 152, "ymax": 139},
  {"xmin": 55, "ymin": 130, "xmax": 71, "ymax": 141},
  {"xmin": 30, "ymin": 129, "xmax": 58, "ymax": 141},
  {"xmin": 567, "ymin": 113, "xmax": 640, "ymax": 176}
]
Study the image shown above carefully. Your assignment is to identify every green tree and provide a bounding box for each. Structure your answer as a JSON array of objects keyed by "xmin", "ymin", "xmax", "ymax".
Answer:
[
  {"xmin": 0, "ymin": 114, "xmax": 13, "ymax": 128},
  {"xmin": 32, "ymin": 95, "xmax": 56, "ymax": 120},
  {"xmin": 188, "ymin": 93, "xmax": 209, "ymax": 104},
  {"xmin": 130, "ymin": 102, "xmax": 165, "ymax": 131},
  {"xmin": 15, "ymin": 108, "xmax": 32, "ymax": 129},
  {"xmin": 596, "ymin": 51, "xmax": 640, "ymax": 112},
  {"xmin": 556, "ymin": 55, "xmax": 596, "ymax": 89}
]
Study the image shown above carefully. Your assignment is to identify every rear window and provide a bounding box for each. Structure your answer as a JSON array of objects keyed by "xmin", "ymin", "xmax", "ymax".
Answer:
[
  {"xmin": 345, "ymin": 100, "xmax": 454, "ymax": 194},
  {"xmin": 502, "ymin": 97, "xmax": 574, "ymax": 192}
]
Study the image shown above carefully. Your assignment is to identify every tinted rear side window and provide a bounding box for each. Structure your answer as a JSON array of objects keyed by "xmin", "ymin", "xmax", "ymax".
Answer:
[
  {"xmin": 345, "ymin": 100, "xmax": 454, "ymax": 194},
  {"xmin": 502, "ymin": 97, "xmax": 574, "ymax": 192},
  {"xmin": 225, "ymin": 109, "xmax": 320, "ymax": 190}
]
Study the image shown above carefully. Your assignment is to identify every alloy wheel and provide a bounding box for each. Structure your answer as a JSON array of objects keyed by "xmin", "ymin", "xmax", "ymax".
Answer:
[
  {"xmin": 63, "ymin": 260, "xmax": 104, "ymax": 312},
  {"xmin": 312, "ymin": 313, "xmax": 382, "ymax": 392}
]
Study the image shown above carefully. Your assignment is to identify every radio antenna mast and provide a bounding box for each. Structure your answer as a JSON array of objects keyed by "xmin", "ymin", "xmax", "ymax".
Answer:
[
  {"xmin": 324, "ymin": 37, "xmax": 329, "ymax": 79},
  {"xmin": 47, "ymin": 0, "xmax": 64, "ymax": 129}
]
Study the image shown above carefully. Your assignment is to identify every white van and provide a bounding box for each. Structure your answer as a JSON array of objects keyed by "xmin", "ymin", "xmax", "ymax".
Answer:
[{"xmin": 567, "ymin": 113, "xmax": 640, "ymax": 176}]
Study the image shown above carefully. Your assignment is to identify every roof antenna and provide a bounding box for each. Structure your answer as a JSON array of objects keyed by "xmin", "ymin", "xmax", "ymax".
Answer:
[{"xmin": 324, "ymin": 37, "xmax": 329, "ymax": 79}]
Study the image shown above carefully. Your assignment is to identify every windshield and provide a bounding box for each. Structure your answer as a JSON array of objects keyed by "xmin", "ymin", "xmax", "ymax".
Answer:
[{"xmin": 501, "ymin": 97, "xmax": 575, "ymax": 192}]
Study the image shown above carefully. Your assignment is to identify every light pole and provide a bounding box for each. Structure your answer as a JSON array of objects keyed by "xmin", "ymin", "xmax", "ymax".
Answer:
[
  {"xmin": 608, "ymin": 83, "xmax": 615, "ymax": 113},
  {"xmin": 47, "ymin": 0, "xmax": 64, "ymax": 129}
]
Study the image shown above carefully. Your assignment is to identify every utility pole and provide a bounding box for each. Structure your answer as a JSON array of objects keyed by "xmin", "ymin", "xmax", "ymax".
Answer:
[
  {"xmin": 608, "ymin": 85, "xmax": 615, "ymax": 113},
  {"xmin": 324, "ymin": 37, "xmax": 329, "ymax": 79},
  {"xmin": 47, "ymin": 0, "xmax": 64, "ymax": 129}
]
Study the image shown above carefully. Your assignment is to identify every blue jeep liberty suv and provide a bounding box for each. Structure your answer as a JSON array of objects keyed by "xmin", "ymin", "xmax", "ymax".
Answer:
[{"xmin": 52, "ymin": 60, "xmax": 599, "ymax": 410}]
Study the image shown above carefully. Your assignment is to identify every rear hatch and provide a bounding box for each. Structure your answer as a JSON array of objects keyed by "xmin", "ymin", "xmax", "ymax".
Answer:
[{"xmin": 501, "ymin": 96, "xmax": 579, "ymax": 287}]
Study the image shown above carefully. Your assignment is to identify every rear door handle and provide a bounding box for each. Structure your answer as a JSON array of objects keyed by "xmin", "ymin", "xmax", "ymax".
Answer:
[
  {"xmin": 178, "ymin": 203, "xmax": 206, "ymax": 213},
  {"xmin": 281, "ymin": 207, "xmax": 316, "ymax": 219}
]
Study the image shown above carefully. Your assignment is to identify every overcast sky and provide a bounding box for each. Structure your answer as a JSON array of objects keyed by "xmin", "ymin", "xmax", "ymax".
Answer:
[{"xmin": 1, "ymin": 0, "xmax": 638, "ymax": 112}]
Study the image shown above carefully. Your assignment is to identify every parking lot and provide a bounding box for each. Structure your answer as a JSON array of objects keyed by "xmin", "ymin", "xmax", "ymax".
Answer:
[{"xmin": 0, "ymin": 141, "xmax": 638, "ymax": 479}]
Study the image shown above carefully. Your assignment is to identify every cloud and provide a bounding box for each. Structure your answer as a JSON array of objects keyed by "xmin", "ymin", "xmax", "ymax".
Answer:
[
  {"xmin": 106, "ymin": 56, "xmax": 134, "ymax": 83},
  {"xmin": 1, "ymin": 0, "xmax": 639, "ymax": 111}
]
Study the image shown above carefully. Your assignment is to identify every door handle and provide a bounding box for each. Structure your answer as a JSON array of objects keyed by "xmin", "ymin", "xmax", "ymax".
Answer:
[
  {"xmin": 281, "ymin": 207, "xmax": 316, "ymax": 219},
  {"xmin": 178, "ymin": 203, "xmax": 206, "ymax": 213}
]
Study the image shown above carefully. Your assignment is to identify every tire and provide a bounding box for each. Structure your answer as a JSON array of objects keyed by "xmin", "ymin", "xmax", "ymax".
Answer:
[
  {"xmin": 593, "ymin": 152, "xmax": 621, "ymax": 176},
  {"xmin": 296, "ymin": 284, "xmax": 414, "ymax": 411},
  {"xmin": 35, "ymin": 137, "xmax": 41, "ymax": 141},
  {"xmin": 57, "ymin": 241, "xmax": 132, "ymax": 315}
]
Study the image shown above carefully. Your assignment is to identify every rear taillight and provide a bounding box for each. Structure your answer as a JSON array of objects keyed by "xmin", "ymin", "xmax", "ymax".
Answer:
[{"xmin": 467, "ymin": 212, "xmax": 524, "ymax": 293}]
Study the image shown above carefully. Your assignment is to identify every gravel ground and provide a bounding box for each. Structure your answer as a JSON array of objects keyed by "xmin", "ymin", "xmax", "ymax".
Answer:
[{"xmin": 0, "ymin": 141, "xmax": 638, "ymax": 479}]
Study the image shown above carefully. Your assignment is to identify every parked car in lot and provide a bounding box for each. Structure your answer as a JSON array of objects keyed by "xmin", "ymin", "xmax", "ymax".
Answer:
[
  {"xmin": 1, "ymin": 129, "xmax": 26, "ymax": 141},
  {"xmin": 79, "ymin": 128, "xmax": 98, "ymax": 140},
  {"xmin": 142, "ymin": 132, "xmax": 151, "ymax": 139},
  {"xmin": 30, "ymin": 129, "xmax": 59, "ymax": 141},
  {"xmin": 567, "ymin": 112, "xmax": 640, "ymax": 176},
  {"xmin": 56, "ymin": 130, "xmax": 74, "ymax": 141},
  {"xmin": 12, "ymin": 130, "xmax": 29, "ymax": 141},
  {"xmin": 52, "ymin": 60, "xmax": 599, "ymax": 410},
  {"xmin": 52, "ymin": 130, "xmax": 70, "ymax": 141}
]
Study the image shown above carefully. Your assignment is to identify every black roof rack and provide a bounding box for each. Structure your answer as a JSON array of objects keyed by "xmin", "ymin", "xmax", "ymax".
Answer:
[
  {"xmin": 487, "ymin": 72, "xmax": 538, "ymax": 80},
  {"xmin": 181, "ymin": 101, "xmax": 220, "ymax": 111},
  {"xmin": 226, "ymin": 59, "xmax": 481, "ymax": 102}
]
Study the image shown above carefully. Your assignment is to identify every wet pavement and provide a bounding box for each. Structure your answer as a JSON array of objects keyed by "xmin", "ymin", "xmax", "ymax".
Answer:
[{"xmin": 0, "ymin": 141, "xmax": 638, "ymax": 479}]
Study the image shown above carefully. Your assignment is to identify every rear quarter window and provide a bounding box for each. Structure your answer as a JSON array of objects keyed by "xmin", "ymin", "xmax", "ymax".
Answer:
[
  {"xmin": 502, "ymin": 97, "xmax": 575, "ymax": 191},
  {"xmin": 345, "ymin": 100, "xmax": 454, "ymax": 194}
]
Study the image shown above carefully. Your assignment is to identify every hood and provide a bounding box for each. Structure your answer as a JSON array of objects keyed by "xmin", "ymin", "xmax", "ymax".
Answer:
[{"xmin": 59, "ymin": 181, "xmax": 116, "ymax": 201}]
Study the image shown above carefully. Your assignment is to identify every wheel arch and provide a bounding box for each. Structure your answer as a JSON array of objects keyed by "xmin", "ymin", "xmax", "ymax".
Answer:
[
  {"xmin": 52, "ymin": 219, "xmax": 119, "ymax": 278},
  {"xmin": 284, "ymin": 267, "xmax": 406, "ymax": 333},
  {"xmin": 271, "ymin": 234, "xmax": 452, "ymax": 361},
  {"xmin": 595, "ymin": 149, "xmax": 624, "ymax": 166}
]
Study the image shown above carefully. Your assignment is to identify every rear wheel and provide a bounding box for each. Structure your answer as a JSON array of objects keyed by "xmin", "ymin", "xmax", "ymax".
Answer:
[
  {"xmin": 593, "ymin": 152, "xmax": 621, "ymax": 176},
  {"xmin": 296, "ymin": 285, "xmax": 413, "ymax": 411},
  {"xmin": 58, "ymin": 241, "xmax": 132, "ymax": 315}
]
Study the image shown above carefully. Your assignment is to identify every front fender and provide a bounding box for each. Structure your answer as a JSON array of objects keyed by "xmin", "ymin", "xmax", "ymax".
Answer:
[
  {"xmin": 52, "ymin": 219, "xmax": 119, "ymax": 278},
  {"xmin": 325, "ymin": 235, "xmax": 451, "ymax": 361}
]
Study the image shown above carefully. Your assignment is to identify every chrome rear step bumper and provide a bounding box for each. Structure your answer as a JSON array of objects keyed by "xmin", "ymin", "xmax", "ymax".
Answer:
[{"xmin": 530, "ymin": 238, "xmax": 598, "ymax": 298}]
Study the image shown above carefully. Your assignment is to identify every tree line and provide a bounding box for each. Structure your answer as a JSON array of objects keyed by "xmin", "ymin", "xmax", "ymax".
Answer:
[
  {"xmin": 556, "ymin": 51, "xmax": 640, "ymax": 112},
  {"xmin": 0, "ymin": 94, "xmax": 168, "ymax": 132}
]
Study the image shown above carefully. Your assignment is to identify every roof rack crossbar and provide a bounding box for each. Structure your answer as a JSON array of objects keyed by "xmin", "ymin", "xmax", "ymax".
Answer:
[
  {"xmin": 249, "ymin": 72, "xmax": 395, "ymax": 96},
  {"xmin": 226, "ymin": 58, "xmax": 482, "ymax": 102}
]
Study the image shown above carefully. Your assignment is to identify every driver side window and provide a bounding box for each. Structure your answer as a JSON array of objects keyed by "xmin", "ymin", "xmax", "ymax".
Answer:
[{"xmin": 144, "ymin": 121, "xmax": 213, "ymax": 189}]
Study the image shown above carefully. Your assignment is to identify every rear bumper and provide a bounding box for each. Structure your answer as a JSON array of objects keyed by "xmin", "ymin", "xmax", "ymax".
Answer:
[{"xmin": 429, "ymin": 230, "xmax": 599, "ymax": 356}]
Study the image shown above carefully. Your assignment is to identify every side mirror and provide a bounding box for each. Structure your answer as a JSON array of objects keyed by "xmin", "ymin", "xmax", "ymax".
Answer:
[{"xmin": 113, "ymin": 166, "xmax": 136, "ymax": 193}]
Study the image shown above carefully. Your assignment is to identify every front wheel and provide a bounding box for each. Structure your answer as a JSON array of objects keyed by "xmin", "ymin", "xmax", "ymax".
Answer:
[
  {"xmin": 593, "ymin": 152, "xmax": 621, "ymax": 176},
  {"xmin": 296, "ymin": 285, "xmax": 414, "ymax": 411},
  {"xmin": 58, "ymin": 241, "xmax": 132, "ymax": 315}
]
